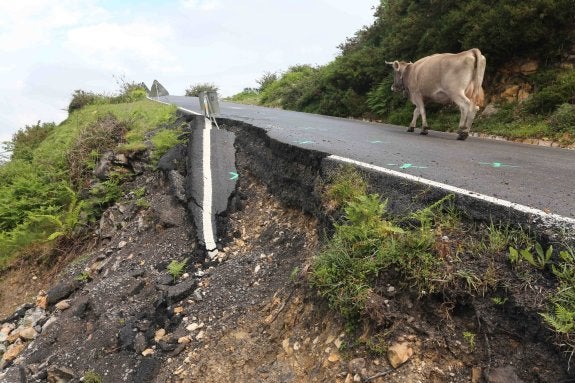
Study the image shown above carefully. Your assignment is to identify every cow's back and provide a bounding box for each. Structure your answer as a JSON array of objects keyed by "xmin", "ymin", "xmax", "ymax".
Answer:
[{"xmin": 407, "ymin": 50, "xmax": 479, "ymax": 102}]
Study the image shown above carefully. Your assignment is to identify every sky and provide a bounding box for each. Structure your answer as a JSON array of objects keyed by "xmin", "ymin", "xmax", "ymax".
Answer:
[{"xmin": 0, "ymin": 0, "xmax": 379, "ymax": 147}]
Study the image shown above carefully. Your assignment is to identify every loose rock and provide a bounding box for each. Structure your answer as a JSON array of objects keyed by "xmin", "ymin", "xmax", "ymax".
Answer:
[{"xmin": 387, "ymin": 342, "xmax": 413, "ymax": 368}]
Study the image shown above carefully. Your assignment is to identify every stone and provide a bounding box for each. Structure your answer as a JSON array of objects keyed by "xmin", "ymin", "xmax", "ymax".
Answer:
[
  {"xmin": 47, "ymin": 281, "xmax": 81, "ymax": 305},
  {"xmin": 19, "ymin": 327, "xmax": 38, "ymax": 340},
  {"xmin": 114, "ymin": 153, "xmax": 129, "ymax": 165},
  {"xmin": 132, "ymin": 357, "xmax": 161, "ymax": 382},
  {"xmin": 1, "ymin": 323, "xmax": 15, "ymax": 335},
  {"xmin": 167, "ymin": 278, "xmax": 197, "ymax": 303},
  {"xmin": 94, "ymin": 151, "xmax": 114, "ymax": 180},
  {"xmin": 21, "ymin": 307, "xmax": 46, "ymax": 327},
  {"xmin": 47, "ymin": 366, "xmax": 76, "ymax": 383},
  {"xmin": 55, "ymin": 300, "xmax": 71, "ymax": 311},
  {"xmin": 2, "ymin": 342, "xmax": 25, "ymax": 362},
  {"xmin": 142, "ymin": 348, "xmax": 155, "ymax": 356},
  {"xmin": 348, "ymin": 358, "xmax": 366, "ymax": 374},
  {"xmin": 487, "ymin": 366, "xmax": 524, "ymax": 383},
  {"xmin": 519, "ymin": 60, "xmax": 538, "ymax": 75},
  {"xmin": 387, "ymin": 342, "xmax": 413, "ymax": 368},
  {"xmin": 134, "ymin": 332, "xmax": 148, "ymax": 354},
  {"xmin": 328, "ymin": 353, "xmax": 340, "ymax": 363},
  {"xmin": 36, "ymin": 291, "xmax": 48, "ymax": 310},
  {"xmin": 472, "ymin": 367, "xmax": 483, "ymax": 383},
  {"xmin": 155, "ymin": 329, "xmax": 166, "ymax": 342},
  {"xmin": 118, "ymin": 324, "xmax": 136, "ymax": 351},
  {"xmin": 481, "ymin": 103, "xmax": 499, "ymax": 117},
  {"xmin": 7, "ymin": 329, "xmax": 21, "ymax": 343}
]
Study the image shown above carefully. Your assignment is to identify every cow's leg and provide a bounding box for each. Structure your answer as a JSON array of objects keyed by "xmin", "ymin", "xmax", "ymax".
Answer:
[
  {"xmin": 410, "ymin": 97, "xmax": 428, "ymax": 135},
  {"xmin": 418, "ymin": 102, "xmax": 429, "ymax": 135},
  {"xmin": 452, "ymin": 94, "xmax": 473, "ymax": 140},
  {"xmin": 408, "ymin": 107, "xmax": 419, "ymax": 132}
]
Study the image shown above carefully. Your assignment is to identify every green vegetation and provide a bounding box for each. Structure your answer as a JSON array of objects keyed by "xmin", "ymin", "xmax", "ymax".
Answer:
[
  {"xmin": 150, "ymin": 128, "xmax": 184, "ymax": 164},
  {"xmin": 463, "ymin": 331, "xmax": 476, "ymax": 351},
  {"xmin": 83, "ymin": 370, "xmax": 103, "ymax": 383},
  {"xmin": 228, "ymin": 0, "xmax": 575, "ymax": 144},
  {"xmin": 541, "ymin": 247, "xmax": 575, "ymax": 351},
  {"xmin": 167, "ymin": 258, "xmax": 188, "ymax": 282},
  {"xmin": 509, "ymin": 243, "xmax": 553, "ymax": 270},
  {"xmin": 312, "ymin": 167, "xmax": 575, "ymax": 359},
  {"xmin": 0, "ymin": 84, "xmax": 178, "ymax": 269},
  {"xmin": 185, "ymin": 82, "xmax": 219, "ymax": 97},
  {"xmin": 227, "ymin": 88, "xmax": 260, "ymax": 105}
]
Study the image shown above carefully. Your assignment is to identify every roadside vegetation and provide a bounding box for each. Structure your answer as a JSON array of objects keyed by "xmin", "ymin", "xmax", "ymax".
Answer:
[
  {"xmin": 0, "ymin": 82, "xmax": 178, "ymax": 269},
  {"xmin": 312, "ymin": 166, "xmax": 575, "ymax": 361},
  {"xmin": 225, "ymin": 0, "xmax": 575, "ymax": 145}
]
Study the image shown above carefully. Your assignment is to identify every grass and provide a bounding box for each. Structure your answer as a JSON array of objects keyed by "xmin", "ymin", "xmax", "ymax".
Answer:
[
  {"xmin": 0, "ymin": 98, "xmax": 177, "ymax": 268},
  {"xmin": 312, "ymin": 166, "xmax": 575, "ymax": 361},
  {"xmin": 225, "ymin": 89, "xmax": 260, "ymax": 105}
]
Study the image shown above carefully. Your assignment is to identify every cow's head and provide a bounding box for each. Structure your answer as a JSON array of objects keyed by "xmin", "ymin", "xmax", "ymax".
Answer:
[{"xmin": 386, "ymin": 60, "xmax": 411, "ymax": 93}]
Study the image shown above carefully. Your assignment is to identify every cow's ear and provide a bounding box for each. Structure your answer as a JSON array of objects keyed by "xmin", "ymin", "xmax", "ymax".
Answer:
[{"xmin": 393, "ymin": 61, "xmax": 400, "ymax": 71}]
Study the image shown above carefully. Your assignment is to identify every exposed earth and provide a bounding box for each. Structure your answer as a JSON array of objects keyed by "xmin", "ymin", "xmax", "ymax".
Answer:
[{"xmin": 1, "ymin": 119, "xmax": 574, "ymax": 382}]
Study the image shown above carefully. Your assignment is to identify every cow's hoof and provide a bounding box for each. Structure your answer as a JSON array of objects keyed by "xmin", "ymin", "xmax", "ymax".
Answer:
[
  {"xmin": 407, "ymin": 127, "xmax": 415, "ymax": 132},
  {"xmin": 420, "ymin": 128, "xmax": 429, "ymax": 135},
  {"xmin": 457, "ymin": 131, "xmax": 469, "ymax": 140}
]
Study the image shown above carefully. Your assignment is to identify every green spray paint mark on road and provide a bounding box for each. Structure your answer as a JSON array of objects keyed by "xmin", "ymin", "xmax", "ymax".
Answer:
[
  {"xmin": 479, "ymin": 162, "xmax": 520, "ymax": 168},
  {"xmin": 229, "ymin": 172, "xmax": 239, "ymax": 181},
  {"xmin": 386, "ymin": 163, "xmax": 428, "ymax": 169}
]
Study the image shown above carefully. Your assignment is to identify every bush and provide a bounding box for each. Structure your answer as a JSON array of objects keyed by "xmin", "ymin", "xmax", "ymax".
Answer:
[
  {"xmin": 68, "ymin": 90, "xmax": 105, "ymax": 113},
  {"xmin": 8, "ymin": 121, "xmax": 56, "ymax": 162},
  {"xmin": 185, "ymin": 83, "xmax": 219, "ymax": 97},
  {"xmin": 256, "ymin": 72, "xmax": 278, "ymax": 92},
  {"xmin": 227, "ymin": 88, "xmax": 260, "ymax": 104},
  {"xmin": 548, "ymin": 103, "xmax": 575, "ymax": 133},
  {"xmin": 66, "ymin": 114, "xmax": 127, "ymax": 187},
  {"xmin": 523, "ymin": 69, "xmax": 575, "ymax": 115}
]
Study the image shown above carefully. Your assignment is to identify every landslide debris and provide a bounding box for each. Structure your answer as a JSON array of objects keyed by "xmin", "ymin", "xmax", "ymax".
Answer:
[{"xmin": 1, "ymin": 120, "xmax": 573, "ymax": 383}]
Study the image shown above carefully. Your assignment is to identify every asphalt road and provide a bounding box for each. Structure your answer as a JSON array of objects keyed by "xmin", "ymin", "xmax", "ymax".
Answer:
[{"xmin": 164, "ymin": 95, "xmax": 575, "ymax": 219}]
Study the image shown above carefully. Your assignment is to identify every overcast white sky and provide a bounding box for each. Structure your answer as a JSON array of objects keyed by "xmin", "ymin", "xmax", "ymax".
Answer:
[{"xmin": 0, "ymin": 0, "xmax": 379, "ymax": 145}]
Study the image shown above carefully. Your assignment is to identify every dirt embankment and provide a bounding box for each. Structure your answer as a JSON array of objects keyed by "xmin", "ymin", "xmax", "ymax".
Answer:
[{"xmin": 0, "ymin": 118, "xmax": 573, "ymax": 383}]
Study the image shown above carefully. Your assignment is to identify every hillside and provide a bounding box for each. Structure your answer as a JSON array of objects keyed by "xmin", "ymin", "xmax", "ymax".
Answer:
[
  {"xmin": 229, "ymin": 0, "xmax": 575, "ymax": 146},
  {"xmin": 0, "ymin": 89, "xmax": 574, "ymax": 381}
]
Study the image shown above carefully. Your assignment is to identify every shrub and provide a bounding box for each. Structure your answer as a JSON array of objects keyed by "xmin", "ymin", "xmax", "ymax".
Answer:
[
  {"xmin": 523, "ymin": 69, "xmax": 575, "ymax": 115},
  {"xmin": 8, "ymin": 121, "xmax": 56, "ymax": 162},
  {"xmin": 68, "ymin": 90, "xmax": 106, "ymax": 113},
  {"xmin": 227, "ymin": 88, "xmax": 260, "ymax": 104},
  {"xmin": 185, "ymin": 83, "xmax": 219, "ymax": 97},
  {"xmin": 256, "ymin": 72, "xmax": 278, "ymax": 92},
  {"xmin": 548, "ymin": 103, "xmax": 575, "ymax": 133},
  {"xmin": 66, "ymin": 114, "xmax": 127, "ymax": 188}
]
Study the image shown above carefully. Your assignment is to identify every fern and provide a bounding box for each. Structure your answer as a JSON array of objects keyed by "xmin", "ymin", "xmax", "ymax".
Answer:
[{"xmin": 167, "ymin": 258, "xmax": 188, "ymax": 282}]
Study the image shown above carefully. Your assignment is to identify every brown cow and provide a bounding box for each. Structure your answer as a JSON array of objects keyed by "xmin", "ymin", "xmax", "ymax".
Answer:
[{"xmin": 386, "ymin": 48, "xmax": 486, "ymax": 140}]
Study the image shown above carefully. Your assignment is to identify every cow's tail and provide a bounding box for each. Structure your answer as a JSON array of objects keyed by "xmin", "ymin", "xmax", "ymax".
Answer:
[{"xmin": 465, "ymin": 48, "xmax": 486, "ymax": 107}]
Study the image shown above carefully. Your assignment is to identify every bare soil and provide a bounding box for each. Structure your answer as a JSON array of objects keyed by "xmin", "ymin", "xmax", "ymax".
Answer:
[{"xmin": 1, "ymin": 121, "xmax": 573, "ymax": 383}]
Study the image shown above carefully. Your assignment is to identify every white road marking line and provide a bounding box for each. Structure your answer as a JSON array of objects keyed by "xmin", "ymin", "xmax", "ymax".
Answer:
[
  {"xmin": 146, "ymin": 96, "xmax": 201, "ymax": 115},
  {"xmin": 203, "ymin": 118, "xmax": 218, "ymax": 258},
  {"xmin": 329, "ymin": 155, "xmax": 575, "ymax": 225}
]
